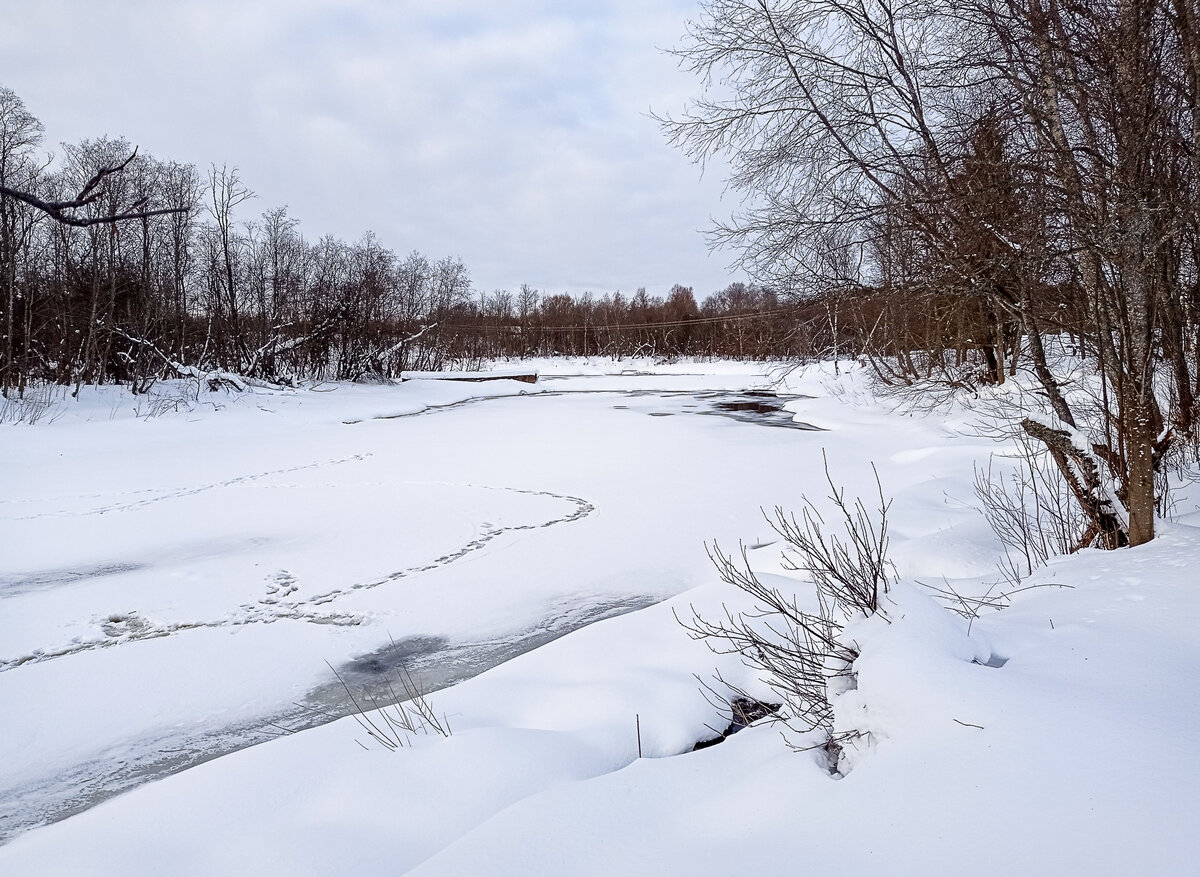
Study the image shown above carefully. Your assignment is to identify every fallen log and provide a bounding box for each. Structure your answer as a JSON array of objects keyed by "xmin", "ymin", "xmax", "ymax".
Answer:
[{"xmin": 400, "ymin": 370, "xmax": 539, "ymax": 384}]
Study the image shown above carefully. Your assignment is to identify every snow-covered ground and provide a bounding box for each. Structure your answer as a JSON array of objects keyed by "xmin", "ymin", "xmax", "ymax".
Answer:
[{"xmin": 1, "ymin": 358, "xmax": 1196, "ymax": 875}]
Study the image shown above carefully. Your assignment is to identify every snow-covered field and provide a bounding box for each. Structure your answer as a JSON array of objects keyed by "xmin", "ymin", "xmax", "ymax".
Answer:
[{"xmin": 1, "ymin": 359, "xmax": 1196, "ymax": 875}]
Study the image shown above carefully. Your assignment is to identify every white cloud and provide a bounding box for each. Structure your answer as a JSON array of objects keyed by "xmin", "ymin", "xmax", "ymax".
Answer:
[{"xmin": 0, "ymin": 0, "xmax": 739, "ymax": 297}]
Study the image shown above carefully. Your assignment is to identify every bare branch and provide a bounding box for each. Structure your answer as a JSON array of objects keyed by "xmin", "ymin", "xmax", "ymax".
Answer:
[{"xmin": 0, "ymin": 147, "xmax": 187, "ymax": 226}]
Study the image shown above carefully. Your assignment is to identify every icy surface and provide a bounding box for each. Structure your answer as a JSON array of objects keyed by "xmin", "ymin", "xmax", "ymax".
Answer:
[{"xmin": 0, "ymin": 364, "xmax": 811, "ymax": 838}]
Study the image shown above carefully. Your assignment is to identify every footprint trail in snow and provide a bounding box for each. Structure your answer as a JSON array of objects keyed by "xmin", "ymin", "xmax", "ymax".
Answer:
[{"xmin": 0, "ymin": 483, "xmax": 595, "ymax": 673}]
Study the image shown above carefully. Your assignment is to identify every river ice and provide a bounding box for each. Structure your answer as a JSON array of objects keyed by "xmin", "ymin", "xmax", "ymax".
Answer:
[{"xmin": 0, "ymin": 364, "xmax": 809, "ymax": 840}]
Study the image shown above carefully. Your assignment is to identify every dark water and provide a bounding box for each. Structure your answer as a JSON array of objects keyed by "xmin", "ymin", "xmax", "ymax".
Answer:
[
  {"xmin": 615, "ymin": 389, "xmax": 822, "ymax": 431},
  {"xmin": 304, "ymin": 594, "xmax": 661, "ymax": 719},
  {"xmin": 359, "ymin": 386, "xmax": 821, "ymax": 432}
]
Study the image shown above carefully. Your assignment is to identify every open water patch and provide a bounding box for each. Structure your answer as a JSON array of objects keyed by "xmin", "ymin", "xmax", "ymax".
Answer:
[
  {"xmin": 614, "ymin": 389, "xmax": 822, "ymax": 431},
  {"xmin": 305, "ymin": 594, "xmax": 663, "ymax": 716},
  {"xmin": 356, "ymin": 385, "xmax": 822, "ymax": 431}
]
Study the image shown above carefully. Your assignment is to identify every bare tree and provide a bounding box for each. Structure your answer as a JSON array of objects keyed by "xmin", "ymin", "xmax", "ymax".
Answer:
[
  {"xmin": 0, "ymin": 86, "xmax": 44, "ymax": 393},
  {"xmin": 663, "ymin": 0, "xmax": 1199, "ymax": 547},
  {"xmin": 206, "ymin": 164, "xmax": 256, "ymax": 370}
]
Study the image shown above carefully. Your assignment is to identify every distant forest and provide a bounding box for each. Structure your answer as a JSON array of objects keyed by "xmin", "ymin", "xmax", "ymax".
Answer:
[{"xmin": 1, "ymin": 86, "xmax": 842, "ymax": 396}]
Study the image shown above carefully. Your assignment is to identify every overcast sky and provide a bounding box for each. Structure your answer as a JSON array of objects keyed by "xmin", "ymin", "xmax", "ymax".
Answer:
[{"xmin": 0, "ymin": 0, "xmax": 740, "ymax": 299}]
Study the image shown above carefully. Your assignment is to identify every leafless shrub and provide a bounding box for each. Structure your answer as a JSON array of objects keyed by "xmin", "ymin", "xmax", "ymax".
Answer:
[
  {"xmin": 973, "ymin": 433, "xmax": 1086, "ymax": 585},
  {"xmin": 128, "ymin": 380, "xmax": 205, "ymax": 419},
  {"xmin": 858, "ymin": 353, "xmax": 993, "ymax": 420},
  {"xmin": 0, "ymin": 383, "xmax": 66, "ymax": 425},
  {"xmin": 680, "ymin": 457, "xmax": 894, "ymax": 774},
  {"xmin": 921, "ymin": 577, "xmax": 1073, "ymax": 633},
  {"xmin": 770, "ymin": 459, "xmax": 895, "ymax": 615},
  {"xmin": 325, "ymin": 655, "xmax": 452, "ymax": 752}
]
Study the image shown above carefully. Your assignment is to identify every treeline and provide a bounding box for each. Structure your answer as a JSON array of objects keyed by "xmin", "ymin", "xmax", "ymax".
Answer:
[
  {"xmin": 0, "ymin": 85, "xmax": 485, "ymax": 393},
  {"xmin": 445, "ymin": 283, "xmax": 820, "ymax": 361},
  {"xmin": 1, "ymin": 86, "xmax": 832, "ymax": 397}
]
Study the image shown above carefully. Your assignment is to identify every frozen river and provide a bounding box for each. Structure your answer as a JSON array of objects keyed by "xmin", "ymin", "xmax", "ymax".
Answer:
[{"xmin": 0, "ymin": 368, "xmax": 822, "ymax": 842}]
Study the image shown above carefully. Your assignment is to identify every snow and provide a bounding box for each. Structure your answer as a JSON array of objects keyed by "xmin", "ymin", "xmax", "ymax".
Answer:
[{"xmin": 1, "ymin": 357, "xmax": 1197, "ymax": 875}]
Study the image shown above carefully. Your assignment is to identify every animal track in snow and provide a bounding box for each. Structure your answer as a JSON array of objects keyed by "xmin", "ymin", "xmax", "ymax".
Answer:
[
  {"xmin": 0, "ymin": 484, "xmax": 595, "ymax": 673},
  {"xmin": 100, "ymin": 612, "xmax": 151, "ymax": 638},
  {"xmin": 260, "ymin": 570, "xmax": 299, "ymax": 605},
  {"xmin": 305, "ymin": 484, "xmax": 594, "ymax": 603},
  {"xmin": 0, "ymin": 454, "xmax": 371, "ymax": 521}
]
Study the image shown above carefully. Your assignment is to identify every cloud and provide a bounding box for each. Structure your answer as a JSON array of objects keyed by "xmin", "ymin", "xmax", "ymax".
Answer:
[{"xmin": 0, "ymin": 0, "xmax": 738, "ymax": 297}]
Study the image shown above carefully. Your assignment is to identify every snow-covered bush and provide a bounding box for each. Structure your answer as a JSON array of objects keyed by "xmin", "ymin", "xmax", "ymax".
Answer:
[{"xmin": 682, "ymin": 458, "xmax": 895, "ymax": 774}]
